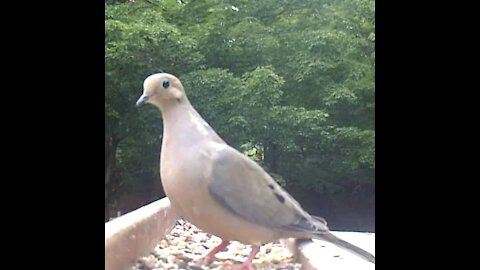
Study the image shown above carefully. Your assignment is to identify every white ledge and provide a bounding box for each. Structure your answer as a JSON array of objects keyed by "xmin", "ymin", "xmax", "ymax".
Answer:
[{"xmin": 105, "ymin": 197, "xmax": 375, "ymax": 270}]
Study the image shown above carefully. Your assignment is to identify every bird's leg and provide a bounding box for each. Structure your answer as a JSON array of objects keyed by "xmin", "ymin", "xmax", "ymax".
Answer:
[
  {"xmin": 231, "ymin": 245, "xmax": 260, "ymax": 270},
  {"xmin": 195, "ymin": 239, "xmax": 230, "ymax": 264}
]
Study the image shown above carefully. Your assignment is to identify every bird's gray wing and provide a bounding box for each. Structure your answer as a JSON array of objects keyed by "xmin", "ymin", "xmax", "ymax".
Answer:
[{"xmin": 207, "ymin": 146, "xmax": 328, "ymax": 233}]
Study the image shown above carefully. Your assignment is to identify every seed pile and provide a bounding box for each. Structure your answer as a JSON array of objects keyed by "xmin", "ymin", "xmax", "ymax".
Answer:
[{"xmin": 132, "ymin": 221, "xmax": 302, "ymax": 270}]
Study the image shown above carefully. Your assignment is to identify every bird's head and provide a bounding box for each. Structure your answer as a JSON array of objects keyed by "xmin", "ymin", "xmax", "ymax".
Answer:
[{"xmin": 135, "ymin": 73, "xmax": 185, "ymax": 110}]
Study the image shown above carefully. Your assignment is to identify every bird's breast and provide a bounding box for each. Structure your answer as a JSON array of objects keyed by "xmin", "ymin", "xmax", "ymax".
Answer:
[{"xmin": 160, "ymin": 143, "xmax": 210, "ymax": 216}]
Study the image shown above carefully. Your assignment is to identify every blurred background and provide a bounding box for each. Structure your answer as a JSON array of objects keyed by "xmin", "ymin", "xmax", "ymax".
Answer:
[{"xmin": 105, "ymin": 0, "xmax": 375, "ymax": 232}]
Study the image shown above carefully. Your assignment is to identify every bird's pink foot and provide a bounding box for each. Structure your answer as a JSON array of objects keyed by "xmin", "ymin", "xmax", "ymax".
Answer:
[
  {"xmin": 194, "ymin": 239, "xmax": 230, "ymax": 265},
  {"xmin": 193, "ymin": 255, "xmax": 215, "ymax": 265},
  {"xmin": 230, "ymin": 245, "xmax": 260, "ymax": 270}
]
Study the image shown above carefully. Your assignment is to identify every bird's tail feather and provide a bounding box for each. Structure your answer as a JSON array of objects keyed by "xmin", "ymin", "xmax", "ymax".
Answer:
[{"xmin": 314, "ymin": 232, "xmax": 375, "ymax": 264}]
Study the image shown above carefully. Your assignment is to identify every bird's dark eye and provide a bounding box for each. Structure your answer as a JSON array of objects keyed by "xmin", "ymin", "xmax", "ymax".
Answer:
[{"xmin": 162, "ymin": 80, "xmax": 170, "ymax": 89}]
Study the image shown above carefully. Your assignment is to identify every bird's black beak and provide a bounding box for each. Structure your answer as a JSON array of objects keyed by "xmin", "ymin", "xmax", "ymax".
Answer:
[{"xmin": 136, "ymin": 94, "xmax": 150, "ymax": 107}]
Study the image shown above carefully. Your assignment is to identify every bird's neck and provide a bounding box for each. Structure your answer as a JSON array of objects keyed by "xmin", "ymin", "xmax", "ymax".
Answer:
[{"xmin": 161, "ymin": 100, "xmax": 222, "ymax": 149}]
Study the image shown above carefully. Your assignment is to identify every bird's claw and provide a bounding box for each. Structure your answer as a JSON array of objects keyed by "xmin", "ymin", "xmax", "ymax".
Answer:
[{"xmin": 193, "ymin": 255, "xmax": 217, "ymax": 265}]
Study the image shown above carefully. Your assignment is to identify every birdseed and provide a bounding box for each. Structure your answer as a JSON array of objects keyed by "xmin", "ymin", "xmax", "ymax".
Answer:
[{"xmin": 132, "ymin": 220, "xmax": 302, "ymax": 270}]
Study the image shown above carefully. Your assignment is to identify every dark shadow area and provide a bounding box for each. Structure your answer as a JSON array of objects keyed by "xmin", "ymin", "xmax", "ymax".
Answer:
[{"xmin": 106, "ymin": 184, "xmax": 374, "ymax": 233}]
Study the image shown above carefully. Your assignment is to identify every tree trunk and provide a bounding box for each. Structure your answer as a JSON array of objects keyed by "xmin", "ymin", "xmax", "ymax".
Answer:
[
  {"xmin": 105, "ymin": 135, "xmax": 120, "ymax": 202},
  {"xmin": 264, "ymin": 142, "xmax": 279, "ymax": 172}
]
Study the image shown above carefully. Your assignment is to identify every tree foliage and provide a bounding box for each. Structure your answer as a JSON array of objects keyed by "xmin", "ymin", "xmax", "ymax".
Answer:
[{"xmin": 105, "ymin": 0, "xmax": 375, "ymax": 206}]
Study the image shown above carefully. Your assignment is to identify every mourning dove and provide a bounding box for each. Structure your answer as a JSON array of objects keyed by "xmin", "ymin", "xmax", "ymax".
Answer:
[{"xmin": 136, "ymin": 73, "xmax": 375, "ymax": 269}]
